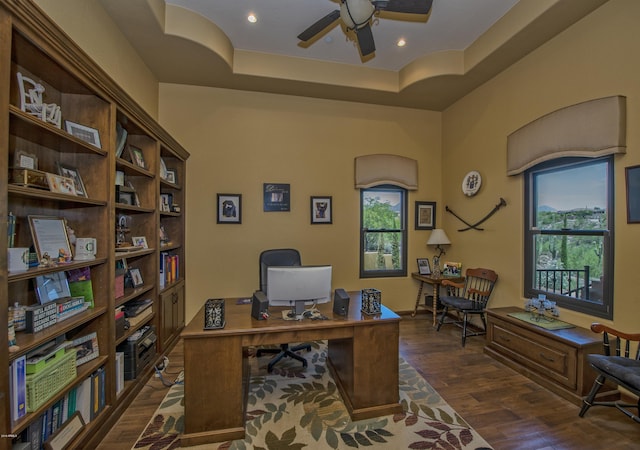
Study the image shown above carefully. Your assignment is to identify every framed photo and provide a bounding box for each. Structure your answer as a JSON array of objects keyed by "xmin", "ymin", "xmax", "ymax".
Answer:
[
  {"xmin": 165, "ymin": 169, "xmax": 177, "ymax": 184},
  {"xmin": 44, "ymin": 411, "xmax": 85, "ymax": 450},
  {"xmin": 46, "ymin": 173, "xmax": 77, "ymax": 196},
  {"xmin": 415, "ymin": 201, "xmax": 436, "ymax": 230},
  {"xmin": 64, "ymin": 120, "xmax": 101, "ymax": 149},
  {"xmin": 128, "ymin": 268, "xmax": 144, "ymax": 287},
  {"xmin": 217, "ymin": 193, "xmax": 242, "ymax": 224},
  {"xmin": 626, "ymin": 165, "xmax": 640, "ymax": 223},
  {"xmin": 71, "ymin": 331, "xmax": 99, "ymax": 366},
  {"xmin": 132, "ymin": 236, "xmax": 148, "ymax": 248},
  {"xmin": 263, "ymin": 183, "xmax": 290, "ymax": 212},
  {"xmin": 14, "ymin": 149, "xmax": 38, "ymax": 169},
  {"xmin": 57, "ymin": 163, "xmax": 88, "ymax": 197},
  {"xmin": 118, "ymin": 191, "xmax": 134, "ymax": 206},
  {"xmin": 28, "ymin": 215, "xmax": 73, "ymax": 261},
  {"xmin": 35, "ymin": 271, "xmax": 71, "ymax": 304},
  {"xmin": 127, "ymin": 145, "xmax": 146, "ymax": 169},
  {"xmin": 311, "ymin": 196, "xmax": 332, "ymax": 224},
  {"xmin": 417, "ymin": 258, "xmax": 431, "ymax": 275}
]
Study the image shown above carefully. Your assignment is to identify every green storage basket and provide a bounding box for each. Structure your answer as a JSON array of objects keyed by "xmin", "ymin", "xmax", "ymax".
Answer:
[{"xmin": 26, "ymin": 349, "xmax": 77, "ymax": 412}]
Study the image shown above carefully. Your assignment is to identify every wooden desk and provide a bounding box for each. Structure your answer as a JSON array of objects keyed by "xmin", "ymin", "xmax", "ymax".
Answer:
[
  {"xmin": 181, "ymin": 292, "xmax": 402, "ymax": 447},
  {"xmin": 411, "ymin": 272, "xmax": 464, "ymax": 325}
]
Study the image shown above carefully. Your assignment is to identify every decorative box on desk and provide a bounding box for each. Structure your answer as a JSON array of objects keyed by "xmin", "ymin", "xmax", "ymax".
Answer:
[{"xmin": 484, "ymin": 307, "xmax": 618, "ymax": 406}]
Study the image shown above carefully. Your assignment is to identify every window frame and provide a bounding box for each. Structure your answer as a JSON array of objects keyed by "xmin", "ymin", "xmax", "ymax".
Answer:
[
  {"xmin": 523, "ymin": 156, "xmax": 614, "ymax": 319},
  {"xmin": 359, "ymin": 185, "xmax": 408, "ymax": 278}
]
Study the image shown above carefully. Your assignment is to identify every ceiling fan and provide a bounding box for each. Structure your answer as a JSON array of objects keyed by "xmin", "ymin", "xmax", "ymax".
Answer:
[{"xmin": 297, "ymin": 0, "xmax": 434, "ymax": 58}]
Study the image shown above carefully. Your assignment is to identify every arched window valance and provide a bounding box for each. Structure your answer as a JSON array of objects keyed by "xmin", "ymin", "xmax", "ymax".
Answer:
[
  {"xmin": 507, "ymin": 95, "xmax": 626, "ymax": 176},
  {"xmin": 354, "ymin": 154, "xmax": 418, "ymax": 190}
]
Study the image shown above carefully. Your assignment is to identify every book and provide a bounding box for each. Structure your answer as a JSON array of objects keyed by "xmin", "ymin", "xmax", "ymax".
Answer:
[
  {"xmin": 75, "ymin": 377, "xmax": 92, "ymax": 424},
  {"xmin": 10, "ymin": 355, "xmax": 27, "ymax": 422},
  {"xmin": 115, "ymin": 352, "xmax": 125, "ymax": 395},
  {"xmin": 67, "ymin": 267, "xmax": 94, "ymax": 308}
]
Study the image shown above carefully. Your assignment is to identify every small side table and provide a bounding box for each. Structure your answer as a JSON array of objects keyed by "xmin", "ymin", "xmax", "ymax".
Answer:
[{"xmin": 411, "ymin": 272, "xmax": 464, "ymax": 326}]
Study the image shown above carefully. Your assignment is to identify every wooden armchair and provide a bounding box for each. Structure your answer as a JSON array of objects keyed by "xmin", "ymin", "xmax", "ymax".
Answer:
[
  {"xmin": 579, "ymin": 323, "xmax": 640, "ymax": 423},
  {"xmin": 436, "ymin": 268, "xmax": 498, "ymax": 346}
]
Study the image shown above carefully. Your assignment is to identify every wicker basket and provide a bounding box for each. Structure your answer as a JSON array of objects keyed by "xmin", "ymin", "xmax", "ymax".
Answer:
[{"xmin": 26, "ymin": 349, "xmax": 77, "ymax": 412}]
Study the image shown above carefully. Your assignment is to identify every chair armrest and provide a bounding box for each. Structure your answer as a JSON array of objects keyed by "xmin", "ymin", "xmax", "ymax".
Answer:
[
  {"xmin": 441, "ymin": 279, "xmax": 464, "ymax": 289},
  {"xmin": 591, "ymin": 323, "xmax": 640, "ymax": 342},
  {"xmin": 468, "ymin": 287, "xmax": 491, "ymax": 297}
]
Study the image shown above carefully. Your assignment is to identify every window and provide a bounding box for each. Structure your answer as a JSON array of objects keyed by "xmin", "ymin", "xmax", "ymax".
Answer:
[
  {"xmin": 360, "ymin": 185, "xmax": 407, "ymax": 278},
  {"xmin": 524, "ymin": 156, "xmax": 613, "ymax": 319}
]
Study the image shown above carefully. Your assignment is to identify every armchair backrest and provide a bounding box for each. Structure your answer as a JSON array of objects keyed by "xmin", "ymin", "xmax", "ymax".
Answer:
[
  {"xmin": 259, "ymin": 248, "xmax": 302, "ymax": 293},
  {"xmin": 591, "ymin": 323, "xmax": 640, "ymax": 359},
  {"xmin": 457, "ymin": 267, "xmax": 498, "ymax": 307}
]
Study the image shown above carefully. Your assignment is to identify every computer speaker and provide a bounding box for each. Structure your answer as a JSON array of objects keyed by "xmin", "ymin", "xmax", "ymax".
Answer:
[
  {"xmin": 333, "ymin": 288, "xmax": 350, "ymax": 316},
  {"xmin": 251, "ymin": 290, "xmax": 269, "ymax": 320}
]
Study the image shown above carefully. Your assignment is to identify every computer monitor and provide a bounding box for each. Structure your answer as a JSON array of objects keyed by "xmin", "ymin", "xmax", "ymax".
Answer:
[{"xmin": 266, "ymin": 265, "xmax": 332, "ymax": 315}]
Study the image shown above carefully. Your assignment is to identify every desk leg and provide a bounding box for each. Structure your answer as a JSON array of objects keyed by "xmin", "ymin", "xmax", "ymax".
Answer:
[
  {"xmin": 411, "ymin": 281, "xmax": 425, "ymax": 317},
  {"xmin": 182, "ymin": 335, "xmax": 245, "ymax": 446},
  {"xmin": 432, "ymin": 284, "xmax": 439, "ymax": 326}
]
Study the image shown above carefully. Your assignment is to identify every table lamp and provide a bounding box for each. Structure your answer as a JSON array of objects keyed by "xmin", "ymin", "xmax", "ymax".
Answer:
[{"xmin": 426, "ymin": 229, "xmax": 451, "ymax": 277}]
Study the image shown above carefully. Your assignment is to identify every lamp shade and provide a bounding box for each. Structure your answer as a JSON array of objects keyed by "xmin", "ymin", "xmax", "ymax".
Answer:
[
  {"xmin": 427, "ymin": 229, "xmax": 451, "ymax": 246},
  {"xmin": 340, "ymin": 0, "xmax": 375, "ymax": 29}
]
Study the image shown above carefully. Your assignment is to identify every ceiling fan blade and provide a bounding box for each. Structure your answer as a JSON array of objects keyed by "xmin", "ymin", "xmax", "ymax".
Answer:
[
  {"xmin": 356, "ymin": 23, "xmax": 375, "ymax": 56},
  {"xmin": 373, "ymin": 0, "xmax": 433, "ymax": 15},
  {"xmin": 297, "ymin": 10, "xmax": 341, "ymax": 41}
]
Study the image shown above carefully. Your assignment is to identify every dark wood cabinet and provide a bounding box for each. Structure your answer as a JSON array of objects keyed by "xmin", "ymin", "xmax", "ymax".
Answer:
[{"xmin": 484, "ymin": 307, "xmax": 618, "ymax": 406}]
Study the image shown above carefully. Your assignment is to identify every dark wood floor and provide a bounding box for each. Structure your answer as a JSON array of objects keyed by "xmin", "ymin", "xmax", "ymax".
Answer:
[{"xmin": 98, "ymin": 313, "xmax": 640, "ymax": 449}]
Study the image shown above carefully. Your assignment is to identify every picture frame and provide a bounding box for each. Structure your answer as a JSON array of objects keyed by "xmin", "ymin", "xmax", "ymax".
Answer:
[
  {"xmin": 46, "ymin": 173, "xmax": 77, "ymax": 196},
  {"xmin": 263, "ymin": 183, "xmax": 290, "ymax": 212},
  {"xmin": 44, "ymin": 411, "xmax": 85, "ymax": 450},
  {"xmin": 117, "ymin": 191, "xmax": 134, "ymax": 206},
  {"xmin": 64, "ymin": 120, "xmax": 101, "ymax": 149},
  {"xmin": 310, "ymin": 196, "xmax": 332, "ymax": 224},
  {"xmin": 57, "ymin": 163, "xmax": 88, "ymax": 197},
  {"xmin": 14, "ymin": 149, "xmax": 38, "ymax": 169},
  {"xmin": 132, "ymin": 236, "xmax": 148, "ymax": 248},
  {"xmin": 71, "ymin": 331, "xmax": 100, "ymax": 366},
  {"xmin": 625, "ymin": 165, "xmax": 640, "ymax": 223},
  {"xmin": 28, "ymin": 215, "xmax": 73, "ymax": 261},
  {"xmin": 127, "ymin": 145, "xmax": 146, "ymax": 169},
  {"xmin": 165, "ymin": 169, "xmax": 177, "ymax": 184},
  {"xmin": 35, "ymin": 271, "xmax": 71, "ymax": 304},
  {"xmin": 415, "ymin": 201, "xmax": 436, "ymax": 230},
  {"xmin": 417, "ymin": 258, "xmax": 431, "ymax": 275},
  {"xmin": 128, "ymin": 268, "xmax": 144, "ymax": 287},
  {"xmin": 217, "ymin": 193, "xmax": 242, "ymax": 224}
]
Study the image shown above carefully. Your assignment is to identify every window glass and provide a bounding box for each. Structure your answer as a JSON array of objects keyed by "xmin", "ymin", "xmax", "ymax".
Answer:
[
  {"xmin": 525, "ymin": 157, "xmax": 613, "ymax": 318},
  {"xmin": 360, "ymin": 186, "xmax": 407, "ymax": 278}
]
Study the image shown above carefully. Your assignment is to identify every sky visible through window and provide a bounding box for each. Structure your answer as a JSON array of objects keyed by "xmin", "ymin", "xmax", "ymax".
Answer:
[{"xmin": 537, "ymin": 162, "xmax": 606, "ymax": 211}]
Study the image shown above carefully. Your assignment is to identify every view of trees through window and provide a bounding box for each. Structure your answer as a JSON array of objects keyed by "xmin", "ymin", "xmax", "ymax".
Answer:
[
  {"xmin": 360, "ymin": 187, "xmax": 406, "ymax": 277},
  {"xmin": 526, "ymin": 157, "xmax": 613, "ymax": 318}
]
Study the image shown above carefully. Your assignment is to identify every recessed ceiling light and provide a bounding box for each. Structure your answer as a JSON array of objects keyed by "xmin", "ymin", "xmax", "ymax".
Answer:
[
  {"xmin": 247, "ymin": 13, "xmax": 257, "ymax": 23},
  {"xmin": 396, "ymin": 38, "xmax": 406, "ymax": 47}
]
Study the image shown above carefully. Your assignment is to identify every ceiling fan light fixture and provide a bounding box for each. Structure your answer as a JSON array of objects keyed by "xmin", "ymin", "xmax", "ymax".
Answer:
[{"xmin": 340, "ymin": 0, "xmax": 375, "ymax": 30}]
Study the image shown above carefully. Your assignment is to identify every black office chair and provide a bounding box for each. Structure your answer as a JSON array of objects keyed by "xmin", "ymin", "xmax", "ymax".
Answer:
[{"xmin": 256, "ymin": 248, "xmax": 311, "ymax": 372}]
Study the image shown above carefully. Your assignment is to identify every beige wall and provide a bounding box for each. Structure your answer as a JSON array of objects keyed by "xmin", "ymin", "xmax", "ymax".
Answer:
[
  {"xmin": 441, "ymin": 0, "xmax": 640, "ymax": 331},
  {"xmin": 158, "ymin": 85, "xmax": 441, "ymax": 321},
  {"xmin": 35, "ymin": 0, "xmax": 640, "ymax": 329},
  {"xmin": 34, "ymin": 0, "xmax": 160, "ymax": 117}
]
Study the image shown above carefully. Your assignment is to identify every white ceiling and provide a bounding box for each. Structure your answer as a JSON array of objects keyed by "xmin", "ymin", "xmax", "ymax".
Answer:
[
  {"xmin": 164, "ymin": 0, "xmax": 519, "ymax": 71},
  {"xmin": 97, "ymin": 0, "xmax": 609, "ymax": 110}
]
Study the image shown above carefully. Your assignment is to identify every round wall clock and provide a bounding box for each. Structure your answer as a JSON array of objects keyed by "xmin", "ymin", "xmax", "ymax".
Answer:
[{"xmin": 462, "ymin": 171, "xmax": 482, "ymax": 196}]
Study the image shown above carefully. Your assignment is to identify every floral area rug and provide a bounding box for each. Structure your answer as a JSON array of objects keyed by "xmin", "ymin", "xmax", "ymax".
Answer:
[{"xmin": 133, "ymin": 341, "xmax": 493, "ymax": 449}]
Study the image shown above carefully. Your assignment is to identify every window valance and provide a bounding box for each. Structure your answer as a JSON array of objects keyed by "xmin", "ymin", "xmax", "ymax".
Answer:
[
  {"xmin": 354, "ymin": 154, "xmax": 418, "ymax": 190},
  {"xmin": 507, "ymin": 96, "xmax": 626, "ymax": 176}
]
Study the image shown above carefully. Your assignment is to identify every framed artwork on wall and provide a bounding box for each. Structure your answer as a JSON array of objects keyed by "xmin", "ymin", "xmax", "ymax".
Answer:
[
  {"xmin": 217, "ymin": 193, "xmax": 242, "ymax": 224},
  {"xmin": 626, "ymin": 165, "xmax": 640, "ymax": 223},
  {"xmin": 310, "ymin": 196, "xmax": 332, "ymax": 224},
  {"xmin": 263, "ymin": 183, "xmax": 290, "ymax": 212},
  {"xmin": 415, "ymin": 201, "xmax": 436, "ymax": 230}
]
